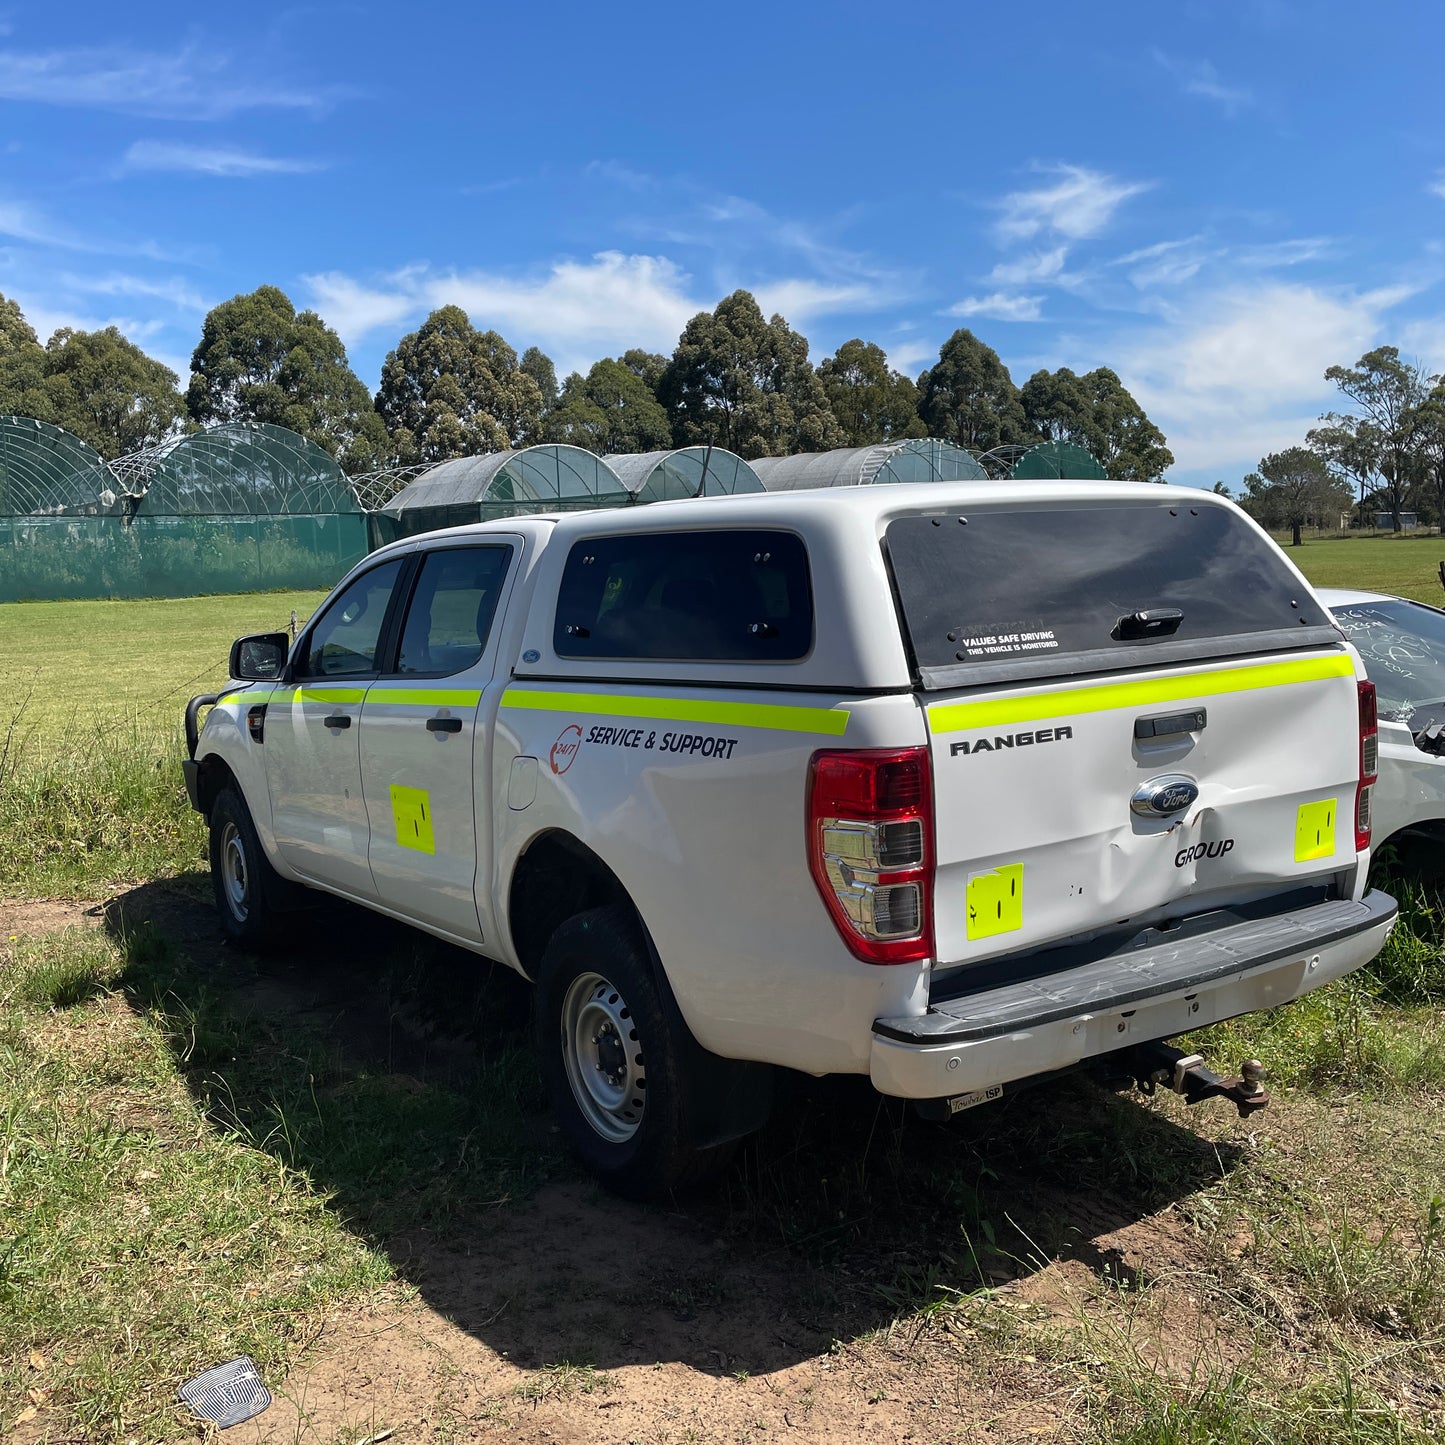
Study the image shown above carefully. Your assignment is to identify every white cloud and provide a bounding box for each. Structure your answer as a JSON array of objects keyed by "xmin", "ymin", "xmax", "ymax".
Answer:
[
  {"xmin": 989, "ymin": 246, "xmax": 1069, "ymax": 285},
  {"xmin": 0, "ymin": 197, "xmax": 83, "ymax": 248},
  {"xmin": 1428, "ymin": 172, "xmax": 1445, "ymax": 201},
  {"xmin": 884, "ymin": 340, "xmax": 935, "ymax": 376},
  {"xmin": 751, "ymin": 278, "xmax": 883, "ymax": 326},
  {"xmin": 1113, "ymin": 237, "xmax": 1217, "ymax": 288},
  {"xmin": 59, "ymin": 271, "xmax": 209, "ymax": 312},
  {"xmin": 1116, "ymin": 281, "xmax": 1414, "ymax": 472},
  {"xmin": 307, "ymin": 250, "xmax": 890, "ymax": 374},
  {"xmin": 120, "ymin": 141, "xmax": 322, "ymax": 178},
  {"xmin": 995, "ymin": 165, "xmax": 1149, "ymax": 244},
  {"xmin": 946, "ymin": 292, "xmax": 1043, "ymax": 322},
  {"xmin": 0, "ymin": 43, "xmax": 330, "ymax": 119},
  {"xmin": 307, "ymin": 253, "xmax": 704, "ymax": 372},
  {"xmin": 1237, "ymin": 237, "xmax": 1336, "ymax": 267},
  {"xmin": 1153, "ymin": 51, "xmax": 1253, "ymax": 116},
  {"xmin": 303, "ymin": 271, "xmax": 420, "ymax": 348}
]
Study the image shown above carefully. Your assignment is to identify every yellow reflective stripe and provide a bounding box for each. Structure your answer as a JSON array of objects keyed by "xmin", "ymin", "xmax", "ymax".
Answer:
[
  {"xmin": 218, "ymin": 689, "xmax": 278, "ymax": 705},
  {"xmin": 366, "ymin": 688, "xmax": 482, "ymax": 707},
  {"xmin": 927, "ymin": 653, "xmax": 1355, "ymax": 735},
  {"xmin": 501, "ymin": 687, "xmax": 850, "ymax": 736},
  {"xmin": 281, "ymin": 687, "xmax": 368, "ymax": 705}
]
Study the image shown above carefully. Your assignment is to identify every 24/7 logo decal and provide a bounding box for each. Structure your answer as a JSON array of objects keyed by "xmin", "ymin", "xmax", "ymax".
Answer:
[{"xmin": 549, "ymin": 724, "xmax": 583, "ymax": 775}]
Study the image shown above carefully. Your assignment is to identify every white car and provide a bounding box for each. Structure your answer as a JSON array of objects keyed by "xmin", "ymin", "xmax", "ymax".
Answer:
[
  {"xmin": 1319, "ymin": 587, "xmax": 1445, "ymax": 853},
  {"xmin": 183, "ymin": 486, "xmax": 1397, "ymax": 1196}
]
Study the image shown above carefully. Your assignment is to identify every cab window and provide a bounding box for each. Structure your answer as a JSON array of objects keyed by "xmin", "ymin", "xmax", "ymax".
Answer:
[
  {"xmin": 297, "ymin": 559, "xmax": 404, "ymax": 678},
  {"xmin": 396, "ymin": 546, "xmax": 513, "ymax": 676}
]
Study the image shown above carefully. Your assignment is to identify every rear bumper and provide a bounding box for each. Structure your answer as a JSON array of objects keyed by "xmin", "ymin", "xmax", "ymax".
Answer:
[{"xmin": 870, "ymin": 889, "xmax": 1397, "ymax": 1100}]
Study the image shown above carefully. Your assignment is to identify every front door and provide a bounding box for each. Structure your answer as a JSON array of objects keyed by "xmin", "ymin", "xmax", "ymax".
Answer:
[
  {"xmin": 360, "ymin": 542, "xmax": 517, "ymax": 940},
  {"xmin": 265, "ymin": 557, "xmax": 406, "ymax": 899}
]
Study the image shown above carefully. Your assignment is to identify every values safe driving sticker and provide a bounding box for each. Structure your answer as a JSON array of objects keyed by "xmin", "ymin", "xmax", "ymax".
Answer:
[
  {"xmin": 966, "ymin": 863, "xmax": 1024, "ymax": 941},
  {"xmin": 390, "ymin": 785, "xmax": 435, "ymax": 855}
]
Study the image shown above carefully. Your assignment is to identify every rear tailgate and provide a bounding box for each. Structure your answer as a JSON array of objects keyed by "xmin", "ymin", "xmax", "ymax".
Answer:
[{"xmin": 884, "ymin": 497, "xmax": 1363, "ymax": 971}]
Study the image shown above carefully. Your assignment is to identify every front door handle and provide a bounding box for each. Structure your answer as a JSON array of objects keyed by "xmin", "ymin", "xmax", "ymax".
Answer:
[
  {"xmin": 426, "ymin": 717, "xmax": 463, "ymax": 734},
  {"xmin": 322, "ymin": 714, "xmax": 352, "ymax": 729}
]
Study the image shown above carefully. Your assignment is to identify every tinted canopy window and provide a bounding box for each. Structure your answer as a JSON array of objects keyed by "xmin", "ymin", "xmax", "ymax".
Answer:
[
  {"xmin": 887, "ymin": 503, "xmax": 1332, "ymax": 686},
  {"xmin": 554, "ymin": 530, "xmax": 812, "ymax": 662}
]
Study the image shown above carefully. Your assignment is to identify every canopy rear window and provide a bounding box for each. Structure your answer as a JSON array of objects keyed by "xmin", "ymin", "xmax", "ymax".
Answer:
[{"xmin": 886, "ymin": 502, "xmax": 1337, "ymax": 689}]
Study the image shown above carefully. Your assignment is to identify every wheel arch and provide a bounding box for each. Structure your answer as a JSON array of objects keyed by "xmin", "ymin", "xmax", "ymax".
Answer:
[
  {"xmin": 506, "ymin": 828, "xmax": 637, "ymax": 982},
  {"xmin": 508, "ymin": 828, "xmax": 774, "ymax": 1150},
  {"xmin": 195, "ymin": 752, "xmax": 239, "ymax": 820}
]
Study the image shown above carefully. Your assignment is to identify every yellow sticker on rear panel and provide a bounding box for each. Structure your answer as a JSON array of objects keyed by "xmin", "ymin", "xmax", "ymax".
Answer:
[
  {"xmin": 1295, "ymin": 799, "xmax": 1337, "ymax": 862},
  {"xmin": 391, "ymin": 785, "xmax": 435, "ymax": 855},
  {"xmin": 967, "ymin": 863, "xmax": 1023, "ymax": 941}
]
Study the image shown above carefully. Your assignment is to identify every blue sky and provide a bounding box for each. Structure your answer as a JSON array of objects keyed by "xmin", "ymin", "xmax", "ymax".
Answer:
[{"xmin": 2, "ymin": 0, "xmax": 1444, "ymax": 486}]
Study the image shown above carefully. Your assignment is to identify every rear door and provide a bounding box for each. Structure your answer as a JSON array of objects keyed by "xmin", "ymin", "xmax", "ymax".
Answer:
[
  {"xmin": 265, "ymin": 557, "xmax": 407, "ymax": 898},
  {"xmin": 359, "ymin": 540, "xmax": 518, "ymax": 940},
  {"xmin": 885, "ymin": 499, "xmax": 1363, "ymax": 970}
]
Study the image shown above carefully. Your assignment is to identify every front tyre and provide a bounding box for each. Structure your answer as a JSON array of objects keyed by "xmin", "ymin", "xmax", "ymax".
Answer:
[
  {"xmin": 536, "ymin": 906, "xmax": 727, "ymax": 1199},
  {"xmin": 208, "ymin": 786, "xmax": 281, "ymax": 948}
]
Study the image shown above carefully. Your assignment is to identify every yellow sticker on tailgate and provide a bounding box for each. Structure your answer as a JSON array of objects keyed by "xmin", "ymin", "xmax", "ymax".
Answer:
[
  {"xmin": 390, "ymin": 785, "xmax": 435, "ymax": 855},
  {"xmin": 967, "ymin": 864, "xmax": 1024, "ymax": 941},
  {"xmin": 1295, "ymin": 799, "xmax": 1337, "ymax": 862}
]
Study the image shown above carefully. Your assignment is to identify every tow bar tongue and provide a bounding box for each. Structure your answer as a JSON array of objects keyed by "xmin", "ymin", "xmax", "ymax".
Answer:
[{"xmin": 1124, "ymin": 1042, "xmax": 1269, "ymax": 1119}]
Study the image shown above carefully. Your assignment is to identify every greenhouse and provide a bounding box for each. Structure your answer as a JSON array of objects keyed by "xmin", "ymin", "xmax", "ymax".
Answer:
[
  {"xmin": 1, "ymin": 417, "xmax": 112, "ymax": 602},
  {"xmin": 1, "ymin": 420, "xmax": 368, "ymax": 602},
  {"xmin": 119, "ymin": 422, "xmax": 370, "ymax": 597},
  {"xmin": 1010, "ymin": 440, "xmax": 1108, "ymax": 480},
  {"xmin": 605, "ymin": 447, "xmax": 764, "ymax": 502},
  {"xmin": 374, "ymin": 445, "xmax": 629, "ymax": 544},
  {"xmin": 749, "ymin": 438, "xmax": 987, "ymax": 490}
]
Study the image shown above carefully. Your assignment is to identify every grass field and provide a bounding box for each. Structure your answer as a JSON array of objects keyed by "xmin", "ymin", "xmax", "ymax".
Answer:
[
  {"xmin": 0, "ymin": 590, "xmax": 326, "ymax": 743},
  {"xmin": 4, "ymin": 568, "xmax": 1445, "ymax": 1441},
  {"xmin": 1281, "ymin": 533, "xmax": 1445, "ymax": 603}
]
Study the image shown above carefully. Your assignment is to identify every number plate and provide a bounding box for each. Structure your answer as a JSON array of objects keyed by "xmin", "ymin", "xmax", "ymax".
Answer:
[{"xmin": 946, "ymin": 1083, "xmax": 1003, "ymax": 1116}]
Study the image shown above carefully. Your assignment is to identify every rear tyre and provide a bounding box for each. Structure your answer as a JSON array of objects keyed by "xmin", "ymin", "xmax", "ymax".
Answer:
[
  {"xmin": 208, "ymin": 786, "xmax": 282, "ymax": 948},
  {"xmin": 536, "ymin": 905, "xmax": 730, "ymax": 1199}
]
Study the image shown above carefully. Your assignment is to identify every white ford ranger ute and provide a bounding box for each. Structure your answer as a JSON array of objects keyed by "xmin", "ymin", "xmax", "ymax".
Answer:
[{"xmin": 183, "ymin": 481, "xmax": 1397, "ymax": 1196}]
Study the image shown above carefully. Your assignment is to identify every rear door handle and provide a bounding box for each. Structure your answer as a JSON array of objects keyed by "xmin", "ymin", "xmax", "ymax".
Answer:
[
  {"xmin": 322, "ymin": 714, "xmax": 351, "ymax": 729},
  {"xmin": 426, "ymin": 717, "xmax": 463, "ymax": 733}
]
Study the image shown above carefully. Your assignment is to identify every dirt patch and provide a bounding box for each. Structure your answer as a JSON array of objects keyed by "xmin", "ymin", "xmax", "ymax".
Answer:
[{"xmin": 0, "ymin": 896, "xmax": 100, "ymax": 943}]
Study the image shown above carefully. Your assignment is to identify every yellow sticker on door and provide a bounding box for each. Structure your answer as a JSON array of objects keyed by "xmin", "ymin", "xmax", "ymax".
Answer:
[
  {"xmin": 390, "ymin": 785, "xmax": 436, "ymax": 855},
  {"xmin": 1295, "ymin": 798, "xmax": 1337, "ymax": 862},
  {"xmin": 967, "ymin": 863, "xmax": 1023, "ymax": 941}
]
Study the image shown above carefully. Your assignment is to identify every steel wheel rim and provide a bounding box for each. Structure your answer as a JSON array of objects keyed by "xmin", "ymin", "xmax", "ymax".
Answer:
[
  {"xmin": 560, "ymin": 970, "xmax": 646, "ymax": 1143},
  {"xmin": 219, "ymin": 820, "xmax": 250, "ymax": 922}
]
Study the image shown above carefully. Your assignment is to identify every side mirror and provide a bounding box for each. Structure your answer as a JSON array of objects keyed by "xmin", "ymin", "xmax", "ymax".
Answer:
[{"xmin": 229, "ymin": 632, "xmax": 290, "ymax": 681}]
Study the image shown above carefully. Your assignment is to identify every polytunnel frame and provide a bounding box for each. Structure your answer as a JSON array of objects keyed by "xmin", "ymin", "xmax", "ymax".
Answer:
[
  {"xmin": 132, "ymin": 422, "xmax": 360, "ymax": 517},
  {"xmin": 0, "ymin": 415, "xmax": 110, "ymax": 516},
  {"xmin": 604, "ymin": 446, "xmax": 764, "ymax": 503},
  {"xmin": 749, "ymin": 438, "xmax": 987, "ymax": 490},
  {"xmin": 379, "ymin": 445, "xmax": 629, "ymax": 516},
  {"xmin": 977, "ymin": 441, "xmax": 1108, "ymax": 481}
]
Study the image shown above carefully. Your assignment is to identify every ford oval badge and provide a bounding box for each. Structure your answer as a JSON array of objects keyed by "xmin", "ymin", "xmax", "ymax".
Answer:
[
  {"xmin": 521, "ymin": 648, "xmax": 541, "ymax": 664},
  {"xmin": 1131, "ymin": 774, "xmax": 1199, "ymax": 818}
]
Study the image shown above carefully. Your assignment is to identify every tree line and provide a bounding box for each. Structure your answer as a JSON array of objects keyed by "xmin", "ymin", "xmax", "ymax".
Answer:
[
  {"xmin": 0, "ymin": 284, "xmax": 1174, "ymax": 479},
  {"xmin": 1239, "ymin": 347, "xmax": 1445, "ymax": 542}
]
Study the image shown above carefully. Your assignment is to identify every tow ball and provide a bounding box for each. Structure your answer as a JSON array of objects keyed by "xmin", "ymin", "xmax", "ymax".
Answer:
[{"xmin": 1123, "ymin": 1042, "xmax": 1269, "ymax": 1119}]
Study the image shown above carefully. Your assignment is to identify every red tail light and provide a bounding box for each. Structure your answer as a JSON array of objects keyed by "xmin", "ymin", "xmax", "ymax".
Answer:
[
  {"xmin": 807, "ymin": 748, "xmax": 935, "ymax": 964},
  {"xmin": 1356, "ymin": 680, "xmax": 1377, "ymax": 852}
]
